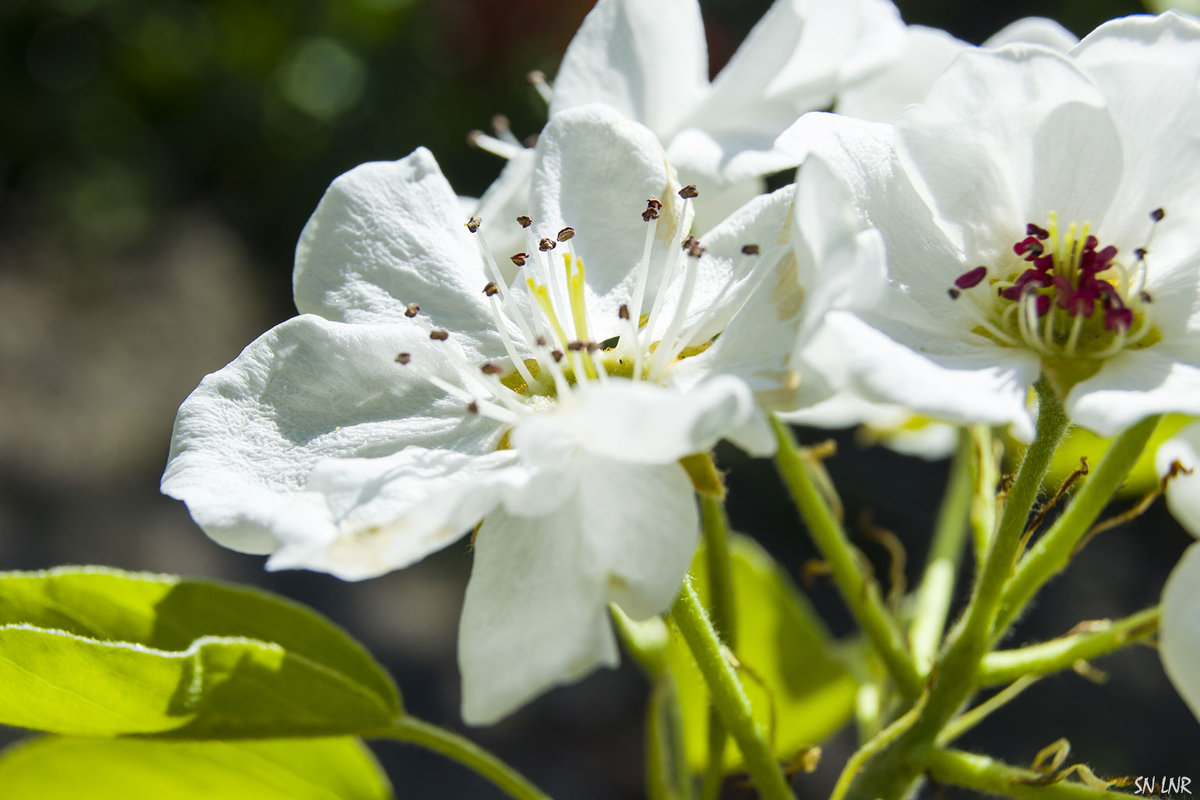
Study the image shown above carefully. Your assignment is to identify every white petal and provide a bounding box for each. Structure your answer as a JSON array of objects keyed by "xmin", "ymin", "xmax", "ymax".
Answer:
[
  {"xmin": 896, "ymin": 46, "xmax": 1123, "ymax": 260},
  {"xmin": 1072, "ymin": 13, "xmax": 1200, "ymax": 249},
  {"xmin": 700, "ymin": 0, "xmax": 904, "ymax": 122},
  {"xmin": 293, "ymin": 149, "xmax": 502, "ymax": 359},
  {"xmin": 1067, "ymin": 345, "xmax": 1200, "ymax": 436},
  {"xmin": 814, "ymin": 311, "xmax": 1038, "ymax": 436},
  {"xmin": 667, "ymin": 126, "xmax": 801, "ymax": 190},
  {"xmin": 835, "ymin": 26, "xmax": 966, "ymax": 123},
  {"xmin": 984, "ymin": 17, "xmax": 1078, "ymax": 50},
  {"xmin": 162, "ymin": 315, "xmax": 507, "ymax": 572},
  {"xmin": 459, "ymin": 457, "xmax": 698, "ymax": 724},
  {"xmin": 549, "ymin": 0, "xmax": 708, "ymax": 137},
  {"xmin": 1158, "ymin": 422, "xmax": 1200, "ymax": 538},
  {"xmin": 1161, "ymin": 542, "xmax": 1200, "ymax": 722},
  {"xmin": 514, "ymin": 376, "xmax": 772, "ymax": 463},
  {"xmin": 530, "ymin": 104, "xmax": 679, "ymax": 317}
]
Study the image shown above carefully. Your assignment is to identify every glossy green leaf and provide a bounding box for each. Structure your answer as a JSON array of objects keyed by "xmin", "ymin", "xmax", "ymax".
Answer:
[
  {"xmin": 0, "ymin": 566, "xmax": 400, "ymax": 737},
  {"xmin": 665, "ymin": 536, "xmax": 857, "ymax": 773},
  {"xmin": 0, "ymin": 736, "xmax": 392, "ymax": 799}
]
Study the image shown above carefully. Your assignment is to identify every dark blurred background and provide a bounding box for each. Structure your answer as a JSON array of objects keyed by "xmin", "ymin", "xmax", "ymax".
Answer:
[{"xmin": 2, "ymin": 0, "xmax": 1193, "ymax": 797}]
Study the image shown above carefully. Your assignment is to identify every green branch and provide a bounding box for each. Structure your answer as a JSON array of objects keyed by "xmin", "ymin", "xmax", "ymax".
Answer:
[
  {"xmin": 669, "ymin": 577, "xmax": 794, "ymax": 800},
  {"xmin": 979, "ymin": 607, "xmax": 1159, "ymax": 686},
  {"xmin": 372, "ymin": 716, "xmax": 551, "ymax": 800},
  {"xmin": 924, "ymin": 748, "xmax": 1127, "ymax": 800},
  {"xmin": 699, "ymin": 495, "xmax": 736, "ymax": 800},
  {"xmin": 771, "ymin": 416, "xmax": 923, "ymax": 699},
  {"xmin": 995, "ymin": 415, "xmax": 1160, "ymax": 637}
]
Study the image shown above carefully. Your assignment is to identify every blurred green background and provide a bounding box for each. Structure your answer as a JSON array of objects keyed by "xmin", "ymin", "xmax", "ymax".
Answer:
[{"xmin": 2, "ymin": 1, "xmax": 1193, "ymax": 798}]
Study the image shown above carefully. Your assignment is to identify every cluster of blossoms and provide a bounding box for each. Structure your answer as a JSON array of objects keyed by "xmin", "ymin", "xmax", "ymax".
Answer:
[{"xmin": 163, "ymin": 0, "xmax": 1200, "ymax": 754}]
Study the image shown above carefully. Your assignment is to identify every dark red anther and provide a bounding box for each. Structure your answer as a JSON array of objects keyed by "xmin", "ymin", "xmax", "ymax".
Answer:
[
  {"xmin": 1013, "ymin": 236, "xmax": 1045, "ymax": 259},
  {"xmin": 481, "ymin": 363, "xmax": 503, "ymax": 375},
  {"xmin": 1026, "ymin": 223, "xmax": 1050, "ymax": 240},
  {"xmin": 1034, "ymin": 295, "xmax": 1051, "ymax": 317},
  {"xmin": 1105, "ymin": 307, "xmax": 1133, "ymax": 331},
  {"xmin": 954, "ymin": 266, "xmax": 988, "ymax": 289}
]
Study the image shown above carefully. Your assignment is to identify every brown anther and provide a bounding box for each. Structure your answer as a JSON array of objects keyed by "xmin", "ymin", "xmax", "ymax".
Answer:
[
  {"xmin": 516, "ymin": 215, "xmax": 533, "ymax": 228},
  {"xmin": 618, "ymin": 303, "xmax": 630, "ymax": 320},
  {"xmin": 536, "ymin": 336, "xmax": 548, "ymax": 347},
  {"xmin": 466, "ymin": 217, "xmax": 482, "ymax": 233},
  {"xmin": 948, "ymin": 288, "xmax": 961, "ymax": 300},
  {"xmin": 467, "ymin": 401, "xmax": 480, "ymax": 414},
  {"xmin": 556, "ymin": 226, "xmax": 576, "ymax": 242},
  {"xmin": 741, "ymin": 244, "xmax": 760, "ymax": 255},
  {"xmin": 567, "ymin": 340, "xmax": 585, "ymax": 351},
  {"xmin": 642, "ymin": 198, "xmax": 662, "ymax": 222},
  {"xmin": 523, "ymin": 133, "xmax": 538, "ymax": 148},
  {"xmin": 511, "ymin": 252, "xmax": 528, "ymax": 267},
  {"xmin": 404, "ymin": 303, "xmax": 420, "ymax": 318},
  {"xmin": 527, "ymin": 69, "xmax": 546, "ymax": 86},
  {"xmin": 1135, "ymin": 247, "xmax": 1148, "ymax": 260},
  {"xmin": 466, "ymin": 130, "xmax": 483, "ymax": 147},
  {"xmin": 491, "ymin": 114, "xmax": 510, "ymax": 133},
  {"xmin": 686, "ymin": 240, "xmax": 706, "ymax": 258},
  {"xmin": 681, "ymin": 234, "xmax": 697, "ymax": 251},
  {"xmin": 483, "ymin": 281, "xmax": 499, "ymax": 297},
  {"xmin": 550, "ymin": 350, "xmax": 563, "ymax": 362},
  {"xmin": 1141, "ymin": 291, "xmax": 1153, "ymax": 303},
  {"xmin": 481, "ymin": 363, "xmax": 504, "ymax": 375},
  {"xmin": 429, "ymin": 329, "xmax": 450, "ymax": 341},
  {"xmin": 394, "ymin": 352, "xmax": 411, "ymax": 365},
  {"xmin": 678, "ymin": 184, "xmax": 699, "ymax": 199},
  {"xmin": 539, "ymin": 238, "xmax": 556, "ymax": 252},
  {"xmin": 1151, "ymin": 208, "xmax": 1166, "ymax": 222}
]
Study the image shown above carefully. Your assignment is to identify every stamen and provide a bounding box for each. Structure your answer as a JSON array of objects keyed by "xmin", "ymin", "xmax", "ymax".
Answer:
[
  {"xmin": 527, "ymin": 70, "xmax": 553, "ymax": 104},
  {"xmin": 430, "ymin": 329, "xmax": 450, "ymax": 341},
  {"xmin": 466, "ymin": 217, "xmax": 482, "ymax": 233},
  {"xmin": 491, "ymin": 114, "xmax": 521, "ymax": 147},
  {"xmin": 466, "ymin": 130, "xmax": 521, "ymax": 160}
]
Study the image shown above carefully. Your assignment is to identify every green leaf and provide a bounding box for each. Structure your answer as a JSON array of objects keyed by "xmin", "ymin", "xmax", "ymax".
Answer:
[
  {"xmin": 0, "ymin": 736, "xmax": 392, "ymax": 799},
  {"xmin": 0, "ymin": 566, "xmax": 400, "ymax": 737},
  {"xmin": 665, "ymin": 536, "xmax": 857, "ymax": 774}
]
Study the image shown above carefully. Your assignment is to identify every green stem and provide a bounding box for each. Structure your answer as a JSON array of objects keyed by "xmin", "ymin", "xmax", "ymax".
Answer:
[
  {"xmin": 669, "ymin": 577, "xmax": 794, "ymax": 800},
  {"xmin": 646, "ymin": 680, "xmax": 694, "ymax": 800},
  {"xmin": 699, "ymin": 495, "xmax": 737, "ymax": 800},
  {"xmin": 771, "ymin": 416, "xmax": 923, "ymax": 700},
  {"xmin": 924, "ymin": 748, "xmax": 1122, "ymax": 800},
  {"xmin": 995, "ymin": 415, "xmax": 1161, "ymax": 637},
  {"xmin": 979, "ymin": 606, "xmax": 1159, "ymax": 686},
  {"xmin": 910, "ymin": 428, "xmax": 976, "ymax": 671},
  {"xmin": 839, "ymin": 380, "xmax": 1070, "ymax": 800},
  {"xmin": 373, "ymin": 717, "xmax": 551, "ymax": 800}
]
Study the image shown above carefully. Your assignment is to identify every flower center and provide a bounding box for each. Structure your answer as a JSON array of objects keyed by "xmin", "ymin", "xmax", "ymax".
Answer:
[
  {"xmin": 393, "ymin": 186, "xmax": 764, "ymax": 429},
  {"xmin": 948, "ymin": 210, "xmax": 1164, "ymax": 370}
]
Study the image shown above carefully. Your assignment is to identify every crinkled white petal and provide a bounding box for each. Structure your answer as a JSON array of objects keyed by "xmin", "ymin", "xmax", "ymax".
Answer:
[
  {"xmin": 293, "ymin": 149, "xmax": 504, "ymax": 360},
  {"xmin": 782, "ymin": 392, "xmax": 959, "ymax": 460},
  {"xmin": 549, "ymin": 0, "xmax": 708, "ymax": 138},
  {"xmin": 1162, "ymin": 542, "xmax": 1200, "ymax": 722},
  {"xmin": 530, "ymin": 104, "xmax": 681, "ymax": 322},
  {"xmin": 1158, "ymin": 422, "xmax": 1200, "ymax": 538},
  {"xmin": 459, "ymin": 456, "xmax": 697, "ymax": 725},
  {"xmin": 1067, "ymin": 346, "xmax": 1200, "ymax": 436},
  {"xmin": 513, "ymin": 375, "xmax": 773, "ymax": 463},
  {"xmin": 161, "ymin": 315, "xmax": 508, "ymax": 571}
]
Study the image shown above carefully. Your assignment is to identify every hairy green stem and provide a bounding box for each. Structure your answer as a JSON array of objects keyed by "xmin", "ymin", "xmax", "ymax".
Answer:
[
  {"xmin": 995, "ymin": 415, "xmax": 1161, "ymax": 636},
  {"xmin": 646, "ymin": 680, "xmax": 694, "ymax": 800},
  {"xmin": 699, "ymin": 496, "xmax": 737, "ymax": 800},
  {"xmin": 911, "ymin": 428, "xmax": 976, "ymax": 671},
  {"xmin": 670, "ymin": 577, "xmax": 794, "ymax": 800},
  {"xmin": 840, "ymin": 380, "xmax": 1070, "ymax": 800},
  {"xmin": 373, "ymin": 717, "xmax": 551, "ymax": 800},
  {"xmin": 771, "ymin": 416, "xmax": 923, "ymax": 699},
  {"xmin": 979, "ymin": 606, "xmax": 1159, "ymax": 686},
  {"xmin": 924, "ymin": 748, "xmax": 1122, "ymax": 800}
]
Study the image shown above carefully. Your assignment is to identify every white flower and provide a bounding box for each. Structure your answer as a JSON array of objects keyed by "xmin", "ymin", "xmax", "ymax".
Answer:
[
  {"xmin": 473, "ymin": 0, "xmax": 905, "ymax": 254},
  {"xmin": 1157, "ymin": 422, "xmax": 1200, "ymax": 721},
  {"xmin": 779, "ymin": 12, "xmax": 1200, "ymax": 438},
  {"xmin": 836, "ymin": 17, "xmax": 1077, "ymax": 124},
  {"xmin": 162, "ymin": 104, "xmax": 813, "ymax": 725}
]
